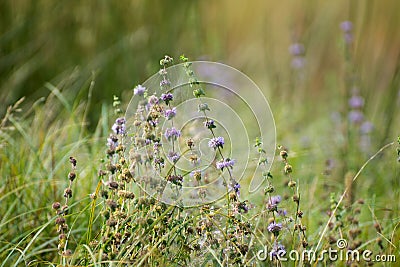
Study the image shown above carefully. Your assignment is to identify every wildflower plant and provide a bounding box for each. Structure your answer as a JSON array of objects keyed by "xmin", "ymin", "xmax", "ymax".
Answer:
[
  {"xmin": 40, "ymin": 55, "xmax": 398, "ymax": 267},
  {"xmin": 81, "ymin": 55, "xmax": 277, "ymax": 265}
]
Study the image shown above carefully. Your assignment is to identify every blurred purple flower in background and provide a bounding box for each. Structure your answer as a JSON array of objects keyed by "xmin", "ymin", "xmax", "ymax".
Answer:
[
  {"xmin": 340, "ymin": 21, "xmax": 353, "ymax": 32},
  {"xmin": 340, "ymin": 20, "xmax": 353, "ymax": 44},
  {"xmin": 133, "ymin": 84, "xmax": 146, "ymax": 96},
  {"xmin": 164, "ymin": 127, "xmax": 181, "ymax": 141},
  {"xmin": 164, "ymin": 107, "xmax": 177, "ymax": 120},
  {"xmin": 289, "ymin": 43, "xmax": 305, "ymax": 56},
  {"xmin": 348, "ymin": 110, "xmax": 364, "ymax": 124},
  {"xmin": 360, "ymin": 121, "xmax": 373, "ymax": 135},
  {"xmin": 348, "ymin": 95, "xmax": 364, "ymax": 109},
  {"xmin": 289, "ymin": 42, "xmax": 306, "ymax": 70}
]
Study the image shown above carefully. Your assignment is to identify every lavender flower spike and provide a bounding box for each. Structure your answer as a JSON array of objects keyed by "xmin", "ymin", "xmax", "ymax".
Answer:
[{"xmin": 208, "ymin": 136, "xmax": 224, "ymax": 149}]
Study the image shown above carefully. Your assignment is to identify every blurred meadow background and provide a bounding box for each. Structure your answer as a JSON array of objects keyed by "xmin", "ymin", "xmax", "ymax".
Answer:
[{"xmin": 1, "ymin": 0, "xmax": 399, "ymax": 265}]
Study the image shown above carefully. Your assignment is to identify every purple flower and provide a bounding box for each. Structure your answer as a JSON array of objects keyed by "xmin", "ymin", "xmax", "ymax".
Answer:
[
  {"xmin": 164, "ymin": 107, "xmax": 177, "ymax": 120},
  {"xmin": 133, "ymin": 84, "xmax": 146, "ymax": 96},
  {"xmin": 160, "ymin": 93, "xmax": 173, "ymax": 105},
  {"xmin": 348, "ymin": 95, "xmax": 364, "ymax": 109},
  {"xmin": 289, "ymin": 43, "xmax": 305, "ymax": 56},
  {"xmin": 238, "ymin": 201, "xmax": 249, "ymax": 213},
  {"xmin": 340, "ymin": 21, "xmax": 353, "ymax": 33},
  {"xmin": 115, "ymin": 117, "xmax": 126, "ymax": 125},
  {"xmin": 164, "ymin": 127, "xmax": 181, "ymax": 141},
  {"xmin": 216, "ymin": 158, "xmax": 235, "ymax": 170},
  {"xmin": 112, "ymin": 117, "xmax": 126, "ymax": 135},
  {"xmin": 148, "ymin": 95, "xmax": 159, "ymax": 105},
  {"xmin": 267, "ymin": 195, "xmax": 282, "ymax": 211},
  {"xmin": 267, "ymin": 222, "xmax": 283, "ymax": 234},
  {"xmin": 153, "ymin": 142, "xmax": 162, "ymax": 151},
  {"xmin": 277, "ymin": 209, "xmax": 287, "ymax": 217},
  {"xmin": 167, "ymin": 151, "xmax": 180, "ymax": 163},
  {"xmin": 229, "ymin": 182, "xmax": 241, "ymax": 196},
  {"xmin": 341, "ymin": 21, "xmax": 353, "ymax": 44},
  {"xmin": 360, "ymin": 121, "xmax": 373, "ymax": 134},
  {"xmin": 291, "ymin": 57, "xmax": 306, "ymax": 69},
  {"xmin": 204, "ymin": 120, "xmax": 216, "ymax": 129},
  {"xmin": 107, "ymin": 134, "xmax": 118, "ymax": 150},
  {"xmin": 348, "ymin": 110, "xmax": 364, "ymax": 124},
  {"xmin": 208, "ymin": 136, "xmax": 224, "ymax": 149},
  {"xmin": 270, "ymin": 242, "xmax": 286, "ymax": 260},
  {"xmin": 160, "ymin": 78, "xmax": 171, "ymax": 88}
]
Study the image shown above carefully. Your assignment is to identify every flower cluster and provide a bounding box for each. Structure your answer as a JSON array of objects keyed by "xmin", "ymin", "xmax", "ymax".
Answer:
[
  {"xmin": 164, "ymin": 107, "xmax": 176, "ymax": 120},
  {"xmin": 267, "ymin": 195, "xmax": 282, "ymax": 212},
  {"xmin": 164, "ymin": 127, "xmax": 181, "ymax": 141},
  {"xmin": 160, "ymin": 93, "xmax": 173, "ymax": 105},
  {"xmin": 216, "ymin": 158, "xmax": 235, "ymax": 170},
  {"xmin": 267, "ymin": 221, "xmax": 283, "ymax": 234},
  {"xmin": 134, "ymin": 84, "xmax": 146, "ymax": 96},
  {"xmin": 208, "ymin": 136, "xmax": 224, "ymax": 149},
  {"xmin": 111, "ymin": 117, "xmax": 126, "ymax": 135}
]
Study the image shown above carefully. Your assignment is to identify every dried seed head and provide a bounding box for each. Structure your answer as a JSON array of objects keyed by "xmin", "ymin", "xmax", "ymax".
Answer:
[
  {"xmin": 106, "ymin": 164, "xmax": 116, "ymax": 174},
  {"xmin": 186, "ymin": 138, "xmax": 194, "ymax": 148},
  {"xmin": 108, "ymin": 181, "xmax": 119, "ymax": 190},
  {"xmin": 98, "ymin": 170, "xmax": 107, "ymax": 177},
  {"xmin": 106, "ymin": 199, "xmax": 118, "ymax": 211},
  {"xmin": 284, "ymin": 164, "xmax": 293, "ymax": 174},
  {"xmin": 62, "ymin": 249, "xmax": 73, "ymax": 257},
  {"xmin": 293, "ymin": 194, "xmax": 300, "ymax": 203},
  {"xmin": 374, "ymin": 223, "xmax": 382, "ymax": 233},
  {"xmin": 64, "ymin": 188, "xmax": 72, "ymax": 198},
  {"xmin": 59, "ymin": 233, "xmax": 67, "ymax": 240},
  {"xmin": 61, "ymin": 205, "xmax": 69, "ymax": 214},
  {"xmin": 68, "ymin": 172, "xmax": 76, "ymax": 182},
  {"xmin": 280, "ymin": 150, "xmax": 288, "ymax": 160},
  {"xmin": 229, "ymin": 192, "xmax": 237, "ymax": 201},
  {"xmin": 264, "ymin": 185, "xmax": 274, "ymax": 194},
  {"xmin": 106, "ymin": 218, "xmax": 117, "ymax": 227},
  {"xmin": 118, "ymin": 190, "xmax": 135, "ymax": 199},
  {"xmin": 52, "ymin": 202, "xmax": 61, "ymax": 210},
  {"xmin": 100, "ymin": 190, "xmax": 109, "ymax": 199},
  {"xmin": 55, "ymin": 217, "xmax": 66, "ymax": 225},
  {"xmin": 69, "ymin": 157, "xmax": 77, "ymax": 168},
  {"xmin": 288, "ymin": 180, "xmax": 297, "ymax": 188}
]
